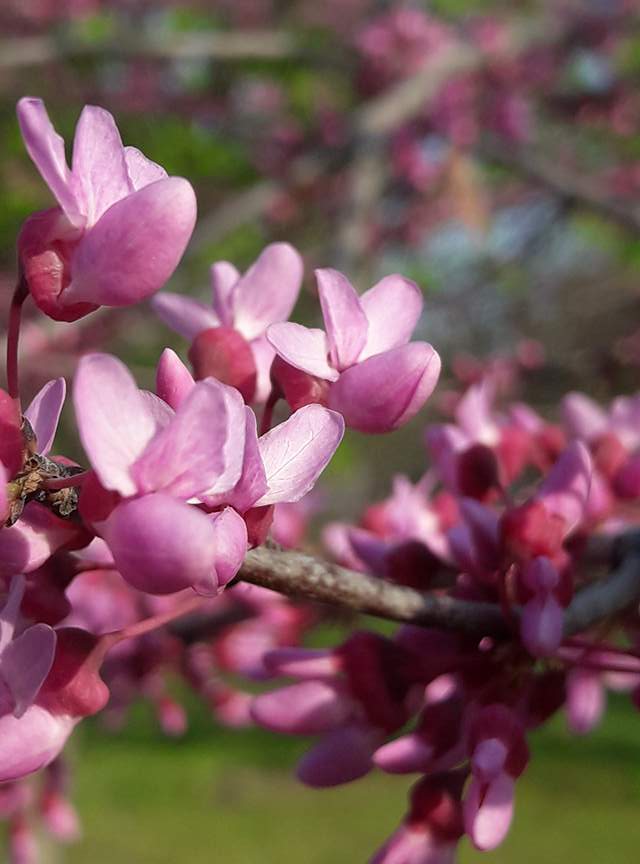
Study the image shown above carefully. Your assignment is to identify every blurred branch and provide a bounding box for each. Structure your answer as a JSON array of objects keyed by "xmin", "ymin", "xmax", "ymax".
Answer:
[
  {"xmin": 237, "ymin": 536, "xmax": 640, "ymax": 639},
  {"xmin": 0, "ymin": 30, "xmax": 303, "ymax": 69},
  {"xmin": 482, "ymin": 142, "xmax": 640, "ymax": 236}
]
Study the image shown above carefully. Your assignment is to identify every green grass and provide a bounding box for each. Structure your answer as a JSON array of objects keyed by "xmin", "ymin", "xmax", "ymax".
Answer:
[{"xmin": 57, "ymin": 695, "xmax": 639, "ymax": 863}]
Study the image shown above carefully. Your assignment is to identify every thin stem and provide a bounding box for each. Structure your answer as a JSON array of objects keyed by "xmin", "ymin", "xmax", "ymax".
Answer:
[
  {"xmin": 110, "ymin": 593, "xmax": 209, "ymax": 644},
  {"xmin": 6, "ymin": 279, "xmax": 28, "ymax": 407},
  {"xmin": 260, "ymin": 389, "xmax": 280, "ymax": 435}
]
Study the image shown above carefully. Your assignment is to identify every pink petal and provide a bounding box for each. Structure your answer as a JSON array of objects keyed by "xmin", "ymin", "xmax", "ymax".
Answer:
[
  {"xmin": 155, "ymin": 349, "xmax": 195, "ymax": 410},
  {"xmin": 0, "ymin": 576, "xmax": 25, "ymax": 653},
  {"xmin": 250, "ymin": 335, "xmax": 277, "ymax": 404},
  {"xmin": 1, "ymin": 624, "xmax": 56, "ymax": 717},
  {"xmin": 203, "ymin": 507, "xmax": 248, "ymax": 593},
  {"xmin": 16, "ymin": 98, "xmax": 83, "ymax": 226},
  {"xmin": 151, "ymin": 292, "xmax": 220, "ymax": 340},
  {"xmin": 71, "ymin": 105, "xmax": 132, "ymax": 225},
  {"xmin": 65, "ymin": 177, "xmax": 197, "ymax": 308},
  {"xmin": 455, "ymin": 382, "xmax": 500, "ymax": 446},
  {"xmin": 204, "ymin": 408, "xmax": 267, "ymax": 512},
  {"xmin": 24, "ymin": 377, "xmax": 66, "ymax": 456},
  {"xmin": 296, "ymin": 724, "xmax": 379, "ymax": 787},
  {"xmin": 256, "ymin": 405, "xmax": 344, "ymax": 506},
  {"xmin": 210, "ymin": 261, "xmax": 240, "ymax": 326},
  {"xmin": 263, "ymin": 648, "xmax": 341, "ymax": 679},
  {"xmin": 374, "ymin": 734, "xmax": 435, "ymax": 774},
  {"xmin": 371, "ymin": 825, "xmax": 457, "ymax": 864},
  {"xmin": 267, "ymin": 323, "xmax": 338, "ymax": 381},
  {"xmin": 197, "ymin": 382, "xmax": 247, "ymax": 498},
  {"xmin": 73, "ymin": 354, "xmax": 157, "ymax": 496},
  {"xmin": 464, "ymin": 774, "xmax": 515, "ymax": 851},
  {"xmin": 359, "ymin": 275, "xmax": 423, "ymax": 359},
  {"xmin": 101, "ymin": 494, "xmax": 218, "ymax": 594},
  {"xmin": 0, "ymin": 504, "xmax": 80, "ymax": 577},
  {"xmin": 232, "ymin": 243, "xmax": 303, "ymax": 341},
  {"xmin": 566, "ymin": 668, "xmax": 605, "ymax": 735},
  {"xmin": 132, "ymin": 379, "xmax": 242, "ymax": 499},
  {"xmin": 139, "ymin": 391, "xmax": 174, "ymax": 432},
  {"xmin": 316, "ymin": 268, "xmax": 368, "ymax": 370},
  {"xmin": 251, "ymin": 681, "xmax": 352, "ymax": 735},
  {"xmin": 123, "ymin": 146, "xmax": 167, "ymax": 190},
  {"xmin": 0, "ymin": 462, "xmax": 8, "ymax": 525},
  {"xmin": 561, "ymin": 392, "xmax": 608, "ymax": 442},
  {"xmin": 0, "ymin": 706, "xmax": 76, "ymax": 783},
  {"xmin": 329, "ymin": 343, "xmax": 441, "ymax": 433},
  {"xmin": 537, "ymin": 442, "xmax": 592, "ymax": 535},
  {"xmin": 520, "ymin": 594, "xmax": 564, "ymax": 658}
]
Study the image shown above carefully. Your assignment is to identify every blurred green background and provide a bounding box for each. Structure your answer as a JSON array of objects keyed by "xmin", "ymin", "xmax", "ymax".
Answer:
[{"xmin": 2, "ymin": 0, "xmax": 640, "ymax": 861}]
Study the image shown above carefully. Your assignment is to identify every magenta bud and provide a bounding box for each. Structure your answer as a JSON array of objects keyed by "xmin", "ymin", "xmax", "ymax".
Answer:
[
  {"xmin": 271, "ymin": 356, "xmax": 330, "ymax": 411},
  {"xmin": 613, "ymin": 453, "xmax": 640, "ymax": 499},
  {"xmin": 188, "ymin": 327, "xmax": 257, "ymax": 403},
  {"xmin": 0, "ymin": 388, "xmax": 24, "ymax": 477},
  {"xmin": 18, "ymin": 210, "xmax": 97, "ymax": 323},
  {"xmin": 457, "ymin": 444, "xmax": 500, "ymax": 500}
]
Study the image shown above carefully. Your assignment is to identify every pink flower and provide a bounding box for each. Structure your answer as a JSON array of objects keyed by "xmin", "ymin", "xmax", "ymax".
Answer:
[
  {"xmin": 154, "ymin": 349, "xmax": 344, "ymax": 547},
  {"xmin": 519, "ymin": 557, "xmax": 566, "ymax": 658},
  {"xmin": 73, "ymin": 353, "xmax": 248, "ymax": 595},
  {"xmin": 152, "ymin": 243, "xmax": 303, "ymax": 402},
  {"xmin": 0, "ymin": 576, "xmax": 64, "ymax": 783},
  {"xmin": 268, "ymin": 269, "xmax": 440, "ymax": 433},
  {"xmin": 17, "ymin": 98, "xmax": 197, "ymax": 322},
  {"xmin": 463, "ymin": 705, "xmax": 529, "ymax": 851}
]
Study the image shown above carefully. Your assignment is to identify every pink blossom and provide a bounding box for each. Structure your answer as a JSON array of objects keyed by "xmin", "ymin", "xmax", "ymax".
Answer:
[
  {"xmin": 152, "ymin": 243, "xmax": 303, "ymax": 402},
  {"xmin": 73, "ymin": 353, "xmax": 248, "ymax": 594},
  {"xmin": 463, "ymin": 705, "xmax": 529, "ymax": 851},
  {"xmin": 17, "ymin": 98, "xmax": 196, "ymax": 322},
  {"xmin": 268, "ymin": 269, "xmax": 440, "ymax": 432}
]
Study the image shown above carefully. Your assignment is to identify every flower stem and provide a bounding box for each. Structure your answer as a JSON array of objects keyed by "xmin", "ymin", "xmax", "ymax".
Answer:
[{"xmin": 6, "ymin": 278, "xmax": 28, "ymax": 408}]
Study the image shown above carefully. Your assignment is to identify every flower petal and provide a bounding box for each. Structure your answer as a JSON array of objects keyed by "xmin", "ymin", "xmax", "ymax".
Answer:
[
  {"xmin": 329, "ymin": 343, "xmax": 441, "ymax": 433},
  {"xmin": 16, "ymin": 98, "xmax": 83, "ymax": 226},
  {"xmin": 252, "ymin": 681, "xmax": 352, "ymax": 735},
  {"xmin": 0, "ymin": 576, "xmax": 25, "ymax": 653},
  {"xmin": 359, "ymin": 274, "xmax": 423, "ymax": 359},
  {"xmin": 203, "ymin": 408, "xmax": 267, "ymax": 512},
  {"xmin": 210, "ymin": 261, "xmax": 240, "ymax": 327},
  {"xmin": 71, "ymin": 105, "xmax": 132, "ymax": 225},
  {"xmin": 101, "ymin": 494, "xmax": 218, "ymax": 594},
  {"xmin": 202, "ymin": 507, "xmax": 248, "ymax": 593},
  {"xmin": 24, "ymin": 377, "xmax": 66, "ymax": 456},
  {"xmin": 464, "ymin": 774, "xmax": 515, "ymax": 851},
  {"xmin": 250, "ymin": 335, "xmax": 277, "ymax": 404},
  {"xmin": 151, "ymin": 292, "xmax": 220, "ymax": 340},
  {"xmin": 1, "ymin": 624, "xmax": 57, "ymax": 717},
  {"xmin": 232, "ymin": 243, "xmax": 303, "ymax": 341},
  {"xmin": 73, "ymin": 354, "xmax": 157, "ymax": 496},
  {"xmin": 132, "ymin": 379, "xmax": 243, "ymax": 499},
  {"xmin": 0, "ymin": 705, "xmax": 75, "ymax": 783},
  {"xmin": 315, "ymin": 268, "xmax": 368, "ymax": 370},
  {"xmin": 66, "ymin": 177, "xmax": 197, "ymax": 308},
  {"xmin": 256, "ymin": 405, "xmax": 344, "ymax": 506},
  {"xmin": 155, "ymin": 348, "xmax": 195, "ymax": 410},
  {"xmin": 267, "ymin": 323, "xmax": 338, "ymax": 381},
  {"xmin": 0, "ymin": 504, "xmax": 80, "ymax": 577},
  {"xmin": 537, "ymin": 441, "xmax": 592, "ymax": 535},
  {"xmin": 124, "ymin": 146, "xmax": 167, "ymax": 190},
  {"xmin": 561, "ymin": 392, "xmax": 608, "ymax": 442},
  {"xmin": 296, "ymin": 724, "xmax": 379, "ymax": 787}
]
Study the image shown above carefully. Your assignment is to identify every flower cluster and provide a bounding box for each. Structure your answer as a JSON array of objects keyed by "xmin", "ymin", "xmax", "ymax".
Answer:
[{"xmin": 1, "ymin": 93, "xmax": 640, "ymax": 864}]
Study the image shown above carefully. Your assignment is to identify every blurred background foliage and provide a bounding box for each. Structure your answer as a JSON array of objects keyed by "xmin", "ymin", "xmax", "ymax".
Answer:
[{"xmin": 1, "ymin": 0, "xmax": 640, "ymax": 860}]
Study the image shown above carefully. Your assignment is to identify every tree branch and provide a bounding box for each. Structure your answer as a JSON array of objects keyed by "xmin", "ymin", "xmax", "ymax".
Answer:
[{"xmin": 237, "ymin": 540, "xmax": 640, "ymax": 639}]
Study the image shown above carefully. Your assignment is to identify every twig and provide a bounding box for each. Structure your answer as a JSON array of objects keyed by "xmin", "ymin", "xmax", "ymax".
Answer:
[{"xmin": 237, "ymin": 539, "xmax": 640, "ymax": 639}]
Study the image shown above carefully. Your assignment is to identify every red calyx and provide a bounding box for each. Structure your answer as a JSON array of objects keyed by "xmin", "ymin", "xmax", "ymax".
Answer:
[
  {"xmin": 500, "ymin": 500, "xmax": 566, "ymax": 563},
  {"xmin": 270, "ymin": 356, "xmax": 330, "ymax": 411},
  {"xmin": 18, "ymin": 209, "xmax": 98, "ymax": 322},
  {"xmin": 0, "ymin": 388, "xmax": 23, "ymax": 477},
  {"xmin": 38, "ymin": 628, "xmax": 111, "ymax": 718},
  {"xmin": 188, "ymin": 327, "xmax": 257, "ymax": 403},
  {"xmin": 457, "ymin": 444, "xmax": 500, "ymax": 500}
]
